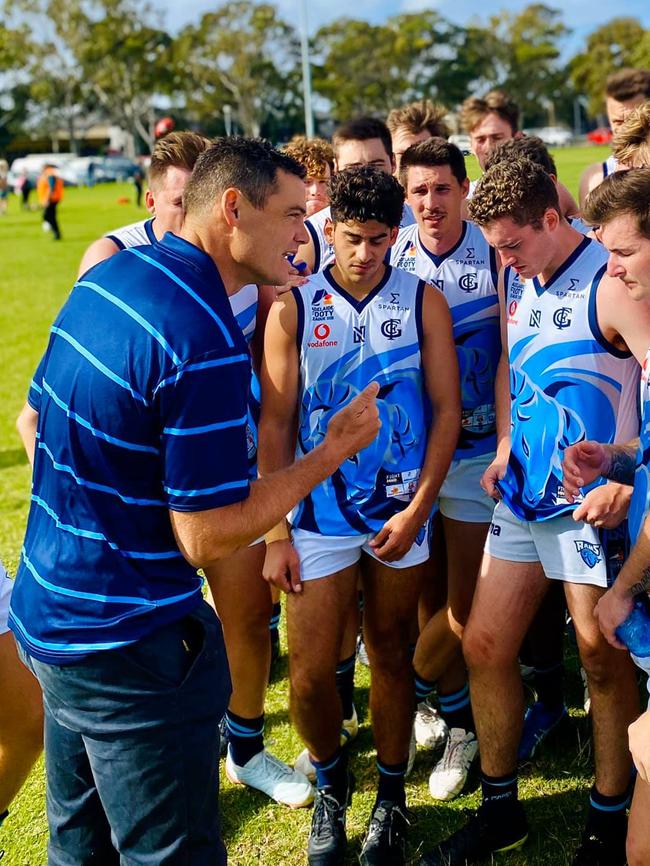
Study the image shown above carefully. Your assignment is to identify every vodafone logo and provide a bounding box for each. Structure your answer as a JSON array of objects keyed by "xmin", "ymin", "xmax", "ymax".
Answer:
[
  {"xmin": 314, "ymin": 323, "xmax": 330, "ymax": 340},
  {"xmin": 308, "ymin": 321, "xmax": 338, "ymax": 349},
  {"xmin": 508, "ymin": 300, "xmax": 518, "ymax": 316}
]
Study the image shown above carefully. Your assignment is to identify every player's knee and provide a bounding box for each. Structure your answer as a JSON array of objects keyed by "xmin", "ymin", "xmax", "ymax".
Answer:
[
  {"xmin": 579, "ymin": 640, "xmax": 630, "ymax": 689},
  {"xmin": 626, "ymin": 828, "xmax": 650, "ymax": 866},
  {"xmin": 290, "ymin": 661, "xmax": 330, "ymax": 705},
  {"xmin": 462, "ymin": 622, "xmax": 514, "ymax": 670}
]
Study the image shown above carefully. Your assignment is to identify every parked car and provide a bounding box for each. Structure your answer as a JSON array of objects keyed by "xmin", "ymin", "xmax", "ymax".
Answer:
[
  {"xmin": 449, "ymin": 133, "xmax": 472, "ymax": 155},
  {"xmin": 536, "ymin": 126, "xmax": 573, "ymax": 147},
  {"xmin": 587, "ymin": 127, "xmax": 613, "ymax": 145}
]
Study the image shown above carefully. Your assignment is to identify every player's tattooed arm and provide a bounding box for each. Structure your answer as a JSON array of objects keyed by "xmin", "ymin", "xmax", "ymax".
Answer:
[
  {"xmin": 627, "ymin": 566, "xmax": 650, "ymax": 598},
  {"xmin": 603, "ymin": 441, "xmax": 639, "ymax": 486}
]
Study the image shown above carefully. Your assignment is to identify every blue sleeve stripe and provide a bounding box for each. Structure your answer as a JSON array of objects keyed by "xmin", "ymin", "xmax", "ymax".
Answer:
[
  {"xmin": 30, "ymin": 378, "xmax": 43, "ymax": 395},
  {"xmin": 9, "ymin": 611, "xmax": 137, "ymax": 653},
  {"xmin": 77, "ymin": 280, "xmax": 183, "ymax": 366},
  {"xmin": 127, "ymin": 248, "xmax": 234, "ymax": 349},
  {"xmin": 162, "ymin": 414, "xmax": 247, "ymax": 436},
  {"xmin": 37, "ymin": 441, "xmax": 166, "ymax": 506},
  {"xmin": 51, "ymin": 326, "xmax": 149, "ymax": 406},
  {"xmin": 41, "ymin": 379, "xmax": 159, "ymax": 454},
  {"xmin": 154, "ymin": 353, "xmax": 250, "ymax": 393},
  {"xmin": 31, "ymin": 495, "xmax": 181, "ymax": 560},
  {"xmin": 21, "ymin": 548, "xmax": 198, "ymax": 608},
  {"xmin": 164, "ymin": 479, "xmax": 249, "ymax": 498}
]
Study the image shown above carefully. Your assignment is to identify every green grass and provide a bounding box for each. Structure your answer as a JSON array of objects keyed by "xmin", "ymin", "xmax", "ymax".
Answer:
[{"xmin": 0, "ymin": 146, "xmax": 626, "ymax": 864}]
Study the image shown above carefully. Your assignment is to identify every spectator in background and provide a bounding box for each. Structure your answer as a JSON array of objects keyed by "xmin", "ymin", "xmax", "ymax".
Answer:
[
  {"xmin": 282, "ymin": 136, "xmax": 334, "ymax": 217},
  {"xmin": 37, "ymin": 163, "xmax": 63, "ymax": 240}
]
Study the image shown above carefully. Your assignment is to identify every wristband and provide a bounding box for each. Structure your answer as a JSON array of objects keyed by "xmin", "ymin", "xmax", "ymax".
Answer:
[{"xmin": 265, "ymin": 521, "xmax": 290, "ymax": 544}]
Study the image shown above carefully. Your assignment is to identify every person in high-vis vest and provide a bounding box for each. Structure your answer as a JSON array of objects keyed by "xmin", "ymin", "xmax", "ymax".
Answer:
[{"xmin": 37, "ymin": 163, "xmax": 64, "ymax": 240}]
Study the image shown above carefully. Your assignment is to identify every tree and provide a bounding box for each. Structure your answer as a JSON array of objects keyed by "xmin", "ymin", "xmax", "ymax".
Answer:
[
  {"xmin": 486, "ymin": 4, "xmax": 570, "ymax": 127},
  {"xmin": 174, "ymin": 2, "xmax": 301, "ymax": 138},
  {"xmin": 570, "ymin": 17, "xmax": 646, "ymax": 116}
]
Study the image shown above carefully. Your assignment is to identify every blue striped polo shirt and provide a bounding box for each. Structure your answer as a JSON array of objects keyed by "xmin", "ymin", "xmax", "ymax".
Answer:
[{"xmin": 10, "ymin": 232, "xmax": 251, "ymax": 664}]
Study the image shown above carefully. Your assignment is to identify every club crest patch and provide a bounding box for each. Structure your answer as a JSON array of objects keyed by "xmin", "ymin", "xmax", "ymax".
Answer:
[{"xmin": 574, "ymin": 540, "xmax": 601, "ymax": 569}]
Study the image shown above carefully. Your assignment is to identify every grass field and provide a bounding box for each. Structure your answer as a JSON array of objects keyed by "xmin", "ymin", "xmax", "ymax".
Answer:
[{"xmin": 0, "ymin": 144, "xmax": 626, "ymax": 865}]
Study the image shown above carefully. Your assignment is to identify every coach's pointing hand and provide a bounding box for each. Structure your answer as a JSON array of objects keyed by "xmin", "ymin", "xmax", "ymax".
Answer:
[{"xmin": 324, "ymin": 382, "xmax": 381, "ymax": 460}]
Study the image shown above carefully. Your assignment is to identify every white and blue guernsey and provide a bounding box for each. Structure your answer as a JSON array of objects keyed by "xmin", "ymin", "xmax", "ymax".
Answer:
[
  {"xmin": 291, "ymin": 264, "xmax": 428, "ymax": 536},
  {"xmin": 391, "ymin": 220, "xmax": 500, "ymax": 461},
  {"xmin": 500, "ymin": 236, "xmax": 639, "ymax": 522}
]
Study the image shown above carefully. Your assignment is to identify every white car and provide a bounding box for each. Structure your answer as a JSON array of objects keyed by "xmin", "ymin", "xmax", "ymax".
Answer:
[
  {"xmin": 536, "ymin": 127, "xmax": 573, "ymax": 147},
  {"xmin": 449, "ymin": 134, "xmax": 472, "ymax": 155}
]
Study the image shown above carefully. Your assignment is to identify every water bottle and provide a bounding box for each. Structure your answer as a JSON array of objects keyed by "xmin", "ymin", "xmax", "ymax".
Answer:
[{"xmin": 616, "ymin": 594, "xmax": 650, "ymax": 657}]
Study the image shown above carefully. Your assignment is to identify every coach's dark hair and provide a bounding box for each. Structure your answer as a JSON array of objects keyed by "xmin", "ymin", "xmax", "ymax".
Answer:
[
  {"xmin": 332, "ymin": 116, "xmax": 393, "ymax": 161},
  {"xmin": 485, "ymin": 136, "xmax": 557, "ymax": 178},
  {"xmin": 329, "ymin": 166, "xmax": 404, "ymax": 228},
  {"xmin": 583, "ymin": 168, "xmax": 650, "ymax": 239},
  {"xmin": 398, "ymin": 138, "xmax": 467, "ymax": 188},
  {"xmin": 183, "ymin": 137, "xmax": 305, "ymax": 215},
  {"xmin": 469, "ymin": 157, "xmax": 559, "ymax": 230}
]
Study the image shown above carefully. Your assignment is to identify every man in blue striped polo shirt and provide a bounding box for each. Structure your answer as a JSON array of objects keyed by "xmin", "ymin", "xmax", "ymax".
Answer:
[{"xmin": 10, "ymin": 137, "xmax": 381, "ymax": 866}]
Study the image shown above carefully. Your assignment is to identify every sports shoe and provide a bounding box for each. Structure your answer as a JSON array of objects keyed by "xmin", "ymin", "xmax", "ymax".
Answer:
[
  {"xmin": 360, "ymin": 799, "xmax": 411, "ymax": 866},
  {"xmin": 226, "ymin": 748, "xmax": 314, "ymax": 808},
  {"xmin": 308, "ymin": 774, "xmax": 354, "ymax": 866},
  {"xmin": 294, "ymin": 707, "xmax": 360, "ymax": 781},
  {"xmin": 414, "ymin": 701, "xmax": 448, "ymax": 750},
  {"xmin": 518, "ymin": 701, "xmax": 567, "ymax": 762},
  {"xmin": 419, "ymin": 801, "xmax": 529, "ymax": 865},
  {"xmin": 571, "ymin": 828, "xmax": 627, "ymax": 865},
  {"xmin": 428, "ymin": 728, "xmax": 478, "ymax": 801}
]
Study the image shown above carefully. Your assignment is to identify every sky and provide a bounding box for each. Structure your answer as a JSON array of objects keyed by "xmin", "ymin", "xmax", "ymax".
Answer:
[{"xmin": 160, "ymin": 0, "xmax": 650, "ymax": 57}]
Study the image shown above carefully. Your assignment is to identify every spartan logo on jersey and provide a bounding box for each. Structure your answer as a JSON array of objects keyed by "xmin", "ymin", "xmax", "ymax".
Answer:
[
  {"xmin": 353, "ymin": 325, "xmax": 366, "ymax": 344},
  {"xmin": 575, "ymin": 540, "xmax": 602, "ymax": 569},
  {"xmin": 311, "ymin": 289, "xmax": 334, "ymax": 321},
  {"xmin": 466, "ymin": 247, "xmax": 475, "ymax": 259},
  {"xmin": 553, "ymin": 307, "xmax": 572, "ymax": 330},
  {"xmin": 381, "ymin": 319, "xmax": 402, "ymax": 340},
  {"xmin": 459, "ymin": 272, "xmax": 479, "ymax": 293}
]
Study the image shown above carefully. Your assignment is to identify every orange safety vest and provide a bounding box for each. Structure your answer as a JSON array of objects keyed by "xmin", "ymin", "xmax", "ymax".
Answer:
[{"xmin": 37, "ymin": 168, "xmax": 64, "ymax": 205}]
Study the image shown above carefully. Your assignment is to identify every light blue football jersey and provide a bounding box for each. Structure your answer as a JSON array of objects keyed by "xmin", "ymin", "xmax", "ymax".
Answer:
[
  {"xmin": 628, "ymin": 350, "xmax": 650, "ymax": 546},
  {"xmin": 291, "ymin": 264, "xmax": 428, "ymax": 536},
  {"xmin": 391, "ymin": 220, "xmax": 500, "ymax": 461},
  {"xmin": 500, "ymin": 236, "xmax": 640, "ymax": 521},
  {"xmin": 603, "ymin": 155, "xmax": 619, "ymax": 178},
  {"xmin": 305, "ymin": 203, "xmax": 416, "ymax": 273}
]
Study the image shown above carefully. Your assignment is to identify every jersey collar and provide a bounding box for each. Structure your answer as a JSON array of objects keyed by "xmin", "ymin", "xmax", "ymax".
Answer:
[
  {"xmin": 532, "ymin": 235, "xmax": 591, "ymax": 296},
  {"xmin": 419, "ymin": 220, "xmax": 468, "ymax": 267},
  {"xmin": 323, "ymin": 263, "xmax": 393, "ymax": 313}
]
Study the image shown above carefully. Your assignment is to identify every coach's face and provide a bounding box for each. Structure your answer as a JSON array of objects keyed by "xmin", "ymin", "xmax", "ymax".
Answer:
[
  {"xmin": 600, "ymin": 213, "xmax": 650, "ymax": 300},
  {"xmin": 481, "ymin": 212, "xmax": 558, "ymax": 279},
  {"xmin": 231, "ymin": 169, "xmax": 309, "ymax": 285}
]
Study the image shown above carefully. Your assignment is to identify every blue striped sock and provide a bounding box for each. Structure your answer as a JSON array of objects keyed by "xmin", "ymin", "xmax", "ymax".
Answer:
[
  {"xmin": 439, "ymin": 683, "xmax": 473, "ymax": 732},
  {"xmin": 312, "ymin": 747, "xmax": 347, "ymax": 795},
  {"xmin": 481, "ymin": 771, "xmax": 518, "ymax": 810},
  {"xmin": 586, "ymin": 783, "xmax": 631, "ymax": 838},
  {"xmin": 226, "ymin": 710, "xmax": 264, "ymax": 767},
  {"xmin": 377, "ymin": 758, "xmax": 408, "ymax": 804},
  {"xmin": 414, "ymin": 670, "xmax": 435, "ymax": 702}
]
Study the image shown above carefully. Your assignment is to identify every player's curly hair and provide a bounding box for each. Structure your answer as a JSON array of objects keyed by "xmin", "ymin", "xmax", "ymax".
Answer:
[
  {"xmin": 282, "ymin": 136, "xmax": 334, "ymax": 179},
  {"xmin": 460, "ymin": 90, "xmax": 519, "ymax": 135},
  {"xmin": 485, "ymin": 136, "xmax": 557, "ymax": 177},
  {"xmin": 386, "ymin": 100, "xmax": 449, "ymax": 139},
  {"xmin": 583, "ymin": 168, "xmax": 650, "ymax": 239},
  {"xmin": 613, "ymin": 101, "xmax": 650, "ymax": 168},
  {"xmin": 468, "ymin": 157, "xmax": 559, "ymax": 229},
  {"xmin": 329, "ymin": 166, "xmax": 404, "ymax": 228}
]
